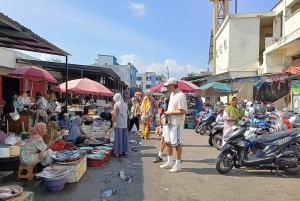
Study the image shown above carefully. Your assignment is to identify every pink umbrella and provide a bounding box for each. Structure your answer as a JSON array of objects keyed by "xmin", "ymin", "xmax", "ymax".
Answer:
[
  {"xmin": 150, "ymin": 80, "xmax": 200, "ymax": 93},
  {"xmin": 8, "ymin": 66, "xmax": 57, "ymax": 83},
  {"xmin": 54, "ymin": 78, "xmax": 114, "ymax": 97}
]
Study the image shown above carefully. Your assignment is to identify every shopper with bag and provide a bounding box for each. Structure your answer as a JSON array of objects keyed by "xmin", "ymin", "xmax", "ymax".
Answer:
[
  {"xmin": 128, "ymin": 98, "xmax": 141, "ymax": 134},
  {"xmin": 3, "ymin": 96, "xmax": 19, "ymax": 130}
]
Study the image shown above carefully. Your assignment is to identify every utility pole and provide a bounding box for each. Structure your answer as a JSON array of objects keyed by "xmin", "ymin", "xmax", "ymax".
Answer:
[
  {"xmin": 235, "ymin": 0, "xmax": 238, "ymax": 14},
  {"xmin": 166, "ymin": 67, "xmax": 169, "ymax": 80}
]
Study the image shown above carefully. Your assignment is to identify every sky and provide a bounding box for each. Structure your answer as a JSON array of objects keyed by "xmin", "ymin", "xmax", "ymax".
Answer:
[{"xmin": 1, "ymin": 0, "xmax": 279, "ymax": 79}]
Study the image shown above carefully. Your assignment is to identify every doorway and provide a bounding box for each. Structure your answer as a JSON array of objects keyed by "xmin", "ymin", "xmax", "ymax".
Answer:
[{"xmin": 2, "ymin": 76, "xmax": 20, "ymax": 101}]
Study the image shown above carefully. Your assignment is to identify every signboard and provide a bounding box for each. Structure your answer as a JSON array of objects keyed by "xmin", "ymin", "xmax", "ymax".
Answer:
[{"xmin": 291, "ymin": 80, "xmax": 300, "ymax": 94}]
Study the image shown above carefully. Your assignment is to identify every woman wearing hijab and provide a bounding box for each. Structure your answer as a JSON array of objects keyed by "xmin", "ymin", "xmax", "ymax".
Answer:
[
  {"xmin": 20, "ymin": 123, "xmax": 54, "ymax": 166},
  {"xmin": 112, "ymin": 93, "xmax": 129, "ymax": 156},
  {"xmin": 43, "ymin": 121, "xmax": 65, "ymax": 144},
  {"xmin": 222, "ymin": 97, "xmax": 244, "ymax": 146},
  {"xmin": 64, "ymin": 117, "xmax": 91, "ymax": 145},
  {"xmin": 140, "ymin": 94, "xmax": 152, "ymax": 140},
  {"xmin": 128, "ymin": 98, "xmax": 141, "ymax": 134}
]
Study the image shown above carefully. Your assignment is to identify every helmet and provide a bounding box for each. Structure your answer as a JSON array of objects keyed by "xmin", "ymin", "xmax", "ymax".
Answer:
[
  {"xmin": 253, "ymin": 104, "xmax": 266, "ymax": 114},
  {"xmin": 215, "ymin": 101, "xmax": 225, "ymax": 110},
  {"xmin": 242, "ymin": 99, "xmax": 248, "ymax": 104},
  {"xmin": 245, "ymin": 107, "xmax": 255, "ymax": 117},
  {"xmin": 266, "ymin": 103, "xmax": 275, "ymax": 112},
  {"xmin": 246, "ymin": 101, "xmax": 253, "ymax": 107}
]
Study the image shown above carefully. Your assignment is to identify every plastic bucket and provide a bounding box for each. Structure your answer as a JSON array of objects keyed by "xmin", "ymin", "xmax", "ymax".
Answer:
[{"xmin": 44, "ymin": 177, "xmax": 66, "ymax": 192}]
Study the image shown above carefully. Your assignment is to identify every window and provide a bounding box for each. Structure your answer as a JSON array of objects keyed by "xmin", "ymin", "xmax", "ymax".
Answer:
[
  {"xmin": 220, "ymin": 45, "xmax": 222, "ymax": 53},
  {"xmin": 146, "ymin": 77, "xmax": 151, "ymax": 81},
  {"xmin": 146, "ymin": 85, "xmax": 151, "ymax": 89},
  {"xmin": 136, "ymin": 77, "xmax": 142, "ymax": 81},
  {"xmin": 224, "ymin": 39, "xmax": 227, "ymax": 49}
]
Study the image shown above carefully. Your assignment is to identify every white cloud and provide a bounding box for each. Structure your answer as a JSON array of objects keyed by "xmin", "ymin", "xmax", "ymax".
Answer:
[
  {"xmin": 40, "ymin": 53, "xmax": 64, "ymax": 62},
  {"xmin": 127, "ymin": 3, "xmax": 146, "ymax": 16},
  {"xmin": 120, "ymin": 54, "xmax": 205, "ymax": 79}
]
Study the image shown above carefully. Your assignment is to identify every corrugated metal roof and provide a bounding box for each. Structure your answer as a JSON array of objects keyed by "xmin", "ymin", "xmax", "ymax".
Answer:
[{"xmin": 0, "ymin": 12, "xmax": 70, "ymax": 56}]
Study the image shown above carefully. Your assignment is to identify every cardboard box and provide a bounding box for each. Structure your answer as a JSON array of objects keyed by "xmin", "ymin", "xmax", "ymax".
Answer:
[
  {"xmin": 9, "ymin": 146, "xmax": 20, "ymax": 156},
  {"xmin": 53, "ymin": 155, "xmax": 87, "ymax": 183},
  {"xmin": 7, "ymin": 191, "xmax": 34, "ymax": 201}
]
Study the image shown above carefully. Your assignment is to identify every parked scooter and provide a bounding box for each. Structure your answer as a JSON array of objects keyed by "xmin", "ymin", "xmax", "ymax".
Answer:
[
  {"xmin": 195, "ymin": 110, "xmax": 207, "ymax": 133},
  {"xmin": 198, "ymin": 108, "xmax": 218, "ymax": 135},
  {"xmin": 209, "ymin": 118, "xmax": 224, "ymax": 149},
  {"xmin": 215, "ymin": 118, "xmax": 300, "ymax": 175}
]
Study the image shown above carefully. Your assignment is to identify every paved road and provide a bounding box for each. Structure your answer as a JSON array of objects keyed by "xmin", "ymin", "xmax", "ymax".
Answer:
[{"xmin": 1, "ymin": 129, "xmax": 300, "ymax": 201}]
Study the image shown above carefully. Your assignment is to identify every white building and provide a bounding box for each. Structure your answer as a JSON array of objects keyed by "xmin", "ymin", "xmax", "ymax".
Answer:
[
  {"xmin": 261, "ymin": 0, "xmax": 300, "ymax": 74},
  {"xmin": 97, "ymin": 55, "xmax": 138, "ymax": 87},
  {"xmin": 136, "ymin": 72, "xmax": 159, "ymax": 91},
  {"xmin": 209, "ymin": 0, "xmax": 300, "ymax": 81}
]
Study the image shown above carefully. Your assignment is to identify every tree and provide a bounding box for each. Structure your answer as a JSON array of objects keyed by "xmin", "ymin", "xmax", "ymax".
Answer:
[
  {"xmin": 156, "ymin": 74, "xmax": 166, "ymax": 83},
  {"xmin": 187, "ymin": 72, "xmax": 196, "ymax": 77}
]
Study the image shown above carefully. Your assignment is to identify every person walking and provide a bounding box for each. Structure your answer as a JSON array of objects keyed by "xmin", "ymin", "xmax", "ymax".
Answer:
[
  {"xmin": 153, "ymin": 96, "xmax": 169, "ymax": 163},
  {"xmin": 140, "ymin": 94, "xmax": 152, "ymax": 140},
  {"xmin": 112, "ymin": 93, "xmax": 129, "ymax": 156},
  {"xmin": 160, "ymin": 78, "xmax": 187, "ymax": 173},
  {"xmin": 128, "ymin": 98, "xmax": 141, "ymax": 134},
  {"xmin": 222, "ymin": 97, "xmax": 244, "ymax": 146}
]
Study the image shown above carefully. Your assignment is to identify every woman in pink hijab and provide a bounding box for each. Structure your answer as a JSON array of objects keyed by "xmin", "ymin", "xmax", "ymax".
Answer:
[{"xmin": 20, "ymin": 122, "xmax": 54, "ymax": 166}]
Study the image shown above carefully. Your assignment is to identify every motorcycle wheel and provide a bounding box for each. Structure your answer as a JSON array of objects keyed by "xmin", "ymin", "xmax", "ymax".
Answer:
[
  {"xmin": 212, "ymin": 137, "xmax": 222, "ymax": 150},
  {"xmin": 195, "ymin": 124, "xmax": 201, "ymax": 133},
  {"xmin": 199, "ymin": 126, "xmax": 208, "ymax": 135},
  {"xmin": 208, "ymin": 136, "xmax": 213, "ymax": 146},
  {"xmin": 282, "ymin": 148, "xmax": 300, "ymax": 175},
  {"xmin": 216, "ymin": 151, "xmax": 234, "ymax": 174}
]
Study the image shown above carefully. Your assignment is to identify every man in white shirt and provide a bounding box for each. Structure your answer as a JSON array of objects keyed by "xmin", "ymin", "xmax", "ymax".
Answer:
[{"xmin": 160, "ymin": 78, "xmax": 187, "ymax": 173}]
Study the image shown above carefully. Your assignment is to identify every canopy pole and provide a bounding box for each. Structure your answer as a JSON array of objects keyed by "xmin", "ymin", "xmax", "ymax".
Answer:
[{"xmin": 65, "ymin": 56, "xmax": 68, "ymax": 107}]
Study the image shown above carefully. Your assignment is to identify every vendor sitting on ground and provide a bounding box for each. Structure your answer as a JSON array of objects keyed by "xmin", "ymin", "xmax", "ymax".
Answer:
[
  {"xmin": 64, "ymin": 117, "xmax": 91, "ymax": 145},
  {"xmin": 80, "ymin": 107, "xmax": 94, "ymax": 125},
  {"xmin": 20, "ymin": 123, "xmax": 54, "ymax": 167},
  {"xmin": 58, "ymin": 113, "xmax": 72, "ymax": 130},
  {"xmin": 44, "ymin": 121, "xmax": 66, "ymax": 144}
]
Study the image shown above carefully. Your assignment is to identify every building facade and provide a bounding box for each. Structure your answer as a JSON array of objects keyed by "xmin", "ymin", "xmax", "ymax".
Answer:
[
  {"xmin": 210, "ymin": 0, "xmax": 300, "ymax": 81},
  {"xmin": 136, "ymin": 72, "xmax": 159, "ymax": 91},
  {"xmin": 97, "ymin": 55, "xmax": 138, "ymax": 87}
]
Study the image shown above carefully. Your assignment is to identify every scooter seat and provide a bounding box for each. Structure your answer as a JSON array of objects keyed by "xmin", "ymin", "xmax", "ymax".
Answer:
[
  {"xmin": 292, "ymin": 123, "xmax": 300, "ymax": 128},
  {"xmin": 214, "ymin": 125, "xmax": 224, "ymax": 131},
  {"xmin": 257, "ymin": 128, "xmax": 300, "ymax": 143},
  {"xmin": 257, "ymin": 115, "xmax": 268, "ymax": 120}
]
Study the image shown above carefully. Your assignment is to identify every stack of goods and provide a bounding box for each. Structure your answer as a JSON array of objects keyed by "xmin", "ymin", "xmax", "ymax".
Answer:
[
  {"xmin": 36, "ymin": 166, "xmax": 73, "ymax": 179},
  {"xmin": 0, "ymin": 187, "xmax": 21, "ymax": 198},
  {"xmin": 36, "ymin": 166, "xmax": 73, "ymax": 192},
  {"xmin": 185, "ymin": 115, "xmax": 196, "ymax": 129},
  {"xmin": 52, "ymin": 149, "xmax": 86, "ymax": 163}
]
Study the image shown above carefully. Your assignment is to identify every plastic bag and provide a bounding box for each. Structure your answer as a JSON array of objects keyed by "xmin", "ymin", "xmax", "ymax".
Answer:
[
  {"xmin": 4, "ymin": 133, "xmax": 19, "ymax": 145},
  {"xmin": 9, "ymin": 109, "xmax": 20, "ymax": 121}
]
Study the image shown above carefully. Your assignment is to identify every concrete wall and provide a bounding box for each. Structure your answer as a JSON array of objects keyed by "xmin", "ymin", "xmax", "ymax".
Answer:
[
  {"xmin": 98, "ymin": 55, "xmax": 114, "ymax": 65},
  {"xmin": 109, "ymin": 65, "xmax": 130, "ymax": 86},
  {"xmin": 285, "ymin": 8, "xmax": 300, "ymax": 36},
  {"xmin": 216, "ymin": 19, "xmax": 230, "ymax": 74},
  {"xmin": 215, "ymin": 17, "xmax": 260, "ymax": 75},
  {"xmin": 229, "ymin": 18, "xmax": 260, "ymax": 72}
]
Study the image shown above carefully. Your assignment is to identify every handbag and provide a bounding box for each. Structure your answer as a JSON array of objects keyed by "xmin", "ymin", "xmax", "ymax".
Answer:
[
  {"xmin": 50, "ymin": 136, "xmax": 67, "ymax": 151},
  {"xmin": 129, "ymin": 104, "xmax": 136, "ymax": 120},
  {"xmin": 161, "ymin": 114, "xmax": 169, "ymax": 126},
  {"xmin": 9, "ymin": 108, "xmax": 20, "ymax": 121}
]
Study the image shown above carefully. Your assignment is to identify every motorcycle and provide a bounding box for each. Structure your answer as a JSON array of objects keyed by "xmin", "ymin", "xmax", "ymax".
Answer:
[
  {"xmin": 208, "ymin": 114, "xmax": 224, "ymax": 149},
  {"xmin": 195, "ymin": 110, "xmax": 207, "ymax": 134},
  {"xmin": 215, "ymin": 118, "xmax": 300, "ymax": 175},
  {"xmin": 198, "ymin": 108, "xmax": 218, "ymax": 135}
]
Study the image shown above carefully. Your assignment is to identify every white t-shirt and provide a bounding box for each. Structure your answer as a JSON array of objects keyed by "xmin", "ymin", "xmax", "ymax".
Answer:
[{"xmin": 167, "ymin": 90, "xmax": 188, "ymax": 126}]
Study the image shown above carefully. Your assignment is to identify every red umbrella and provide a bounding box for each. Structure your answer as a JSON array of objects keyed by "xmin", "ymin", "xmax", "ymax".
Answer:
[
  {"xmin": 54, "ymin": 78, "xmax": 114, "ymax": 97},
  {"xmin": 150, "ymin": 80, "xmax": 200, "ymax": 93},
  {"xmin": 8, "ymin": 66, "xmax": 57, "ymax": 83}
]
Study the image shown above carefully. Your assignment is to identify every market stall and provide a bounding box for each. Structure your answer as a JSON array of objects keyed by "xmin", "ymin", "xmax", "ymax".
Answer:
[
  {"xmin": 54, "ymin": 78, "xmax": 114, "ymax": 117},
  {"xmin": 6, "ymin": 66, "xmax": 58, "ymax": 134}
]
